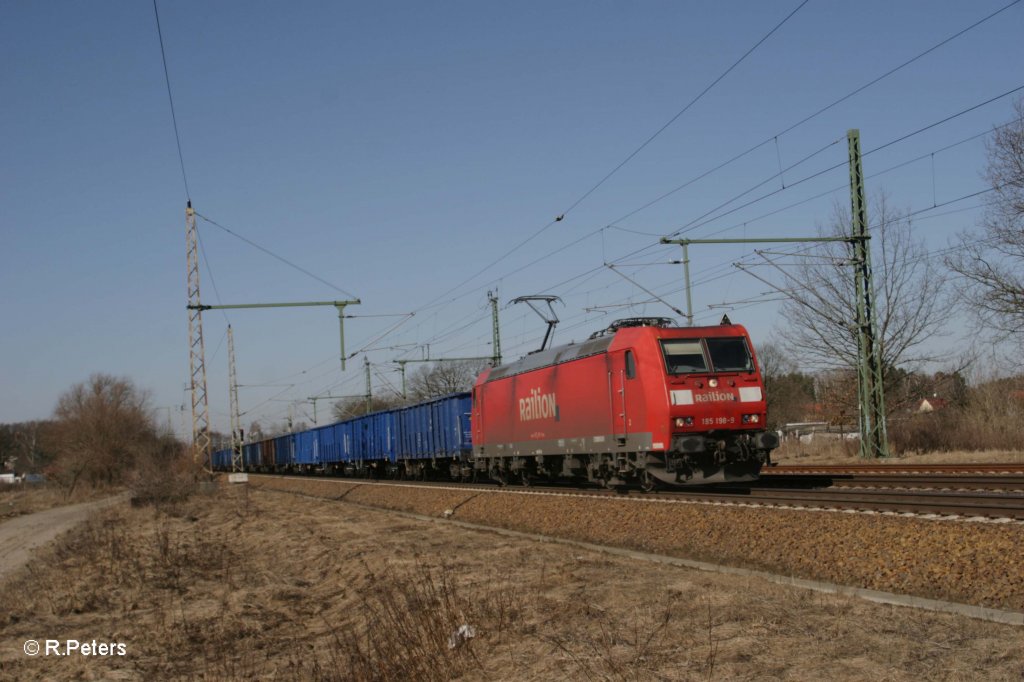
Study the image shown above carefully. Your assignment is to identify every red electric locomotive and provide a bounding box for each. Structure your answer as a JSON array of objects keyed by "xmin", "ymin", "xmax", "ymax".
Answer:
[{"xmin": 471, "ymin": 317, "xmax": 778, "ymax": 487}]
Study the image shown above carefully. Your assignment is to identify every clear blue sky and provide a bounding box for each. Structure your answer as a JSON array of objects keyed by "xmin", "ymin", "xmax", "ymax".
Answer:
[{"xmin": 1, "ymin": 0, "xmax": 1021, "ymax": 436}]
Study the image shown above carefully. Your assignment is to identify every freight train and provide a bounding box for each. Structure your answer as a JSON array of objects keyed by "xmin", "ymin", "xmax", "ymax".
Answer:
[{"xmin": 211, "ymin": 317, "xmax": 778, "ymax": 487}]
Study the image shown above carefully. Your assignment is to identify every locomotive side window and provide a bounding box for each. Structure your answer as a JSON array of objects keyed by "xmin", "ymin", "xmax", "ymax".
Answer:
[
  {"xmin": 661, "ymin": 340, "xmax": 707, "ymax": 374},
  {"xmin": 706, "ymin": 337, "xmax": 753, "ymax": 372},
  {"xmin": 625, "ymin": 350, "xmax": 636, "ymax": 379}
]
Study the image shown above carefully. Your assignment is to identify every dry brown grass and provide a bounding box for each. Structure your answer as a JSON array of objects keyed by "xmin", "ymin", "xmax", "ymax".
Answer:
[
  {"xmin": 0, "ymin": 481, "xmax": 119, "ymax": 521},
  {"xmin": 1, "ymin": 487, "xmax": 1022, "ymax": 681}
]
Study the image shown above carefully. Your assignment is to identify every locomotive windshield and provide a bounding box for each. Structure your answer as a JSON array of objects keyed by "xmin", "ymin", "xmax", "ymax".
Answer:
[
  {"xmin": 661, "ymin": 340, "xmax": 707, "ymax": 374},
  {"xmin": 661, "ymin": 337, "xmax": 753, "ymax": 374},
  {"xmin": 706, "ymin": 337, "xmax": 753, "ymax": 372}
]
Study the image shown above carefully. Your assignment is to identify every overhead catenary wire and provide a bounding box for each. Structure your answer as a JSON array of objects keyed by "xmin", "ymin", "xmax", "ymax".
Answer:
[
  {"xmin": 195, "ymin": 228, "xmax": 231, "ymax": 325},
  {"xmin": 603, "ymin": 0, "xmax": 1022, "ymax": 229},
  {"xmin": 195, "ymin": 212, "xmax": 358, "ymax": 299},
  {"xmin": 348, "ymin": 11, "xmax": 1023, "ymax": 373},
  {"xmin": 398, "ymin": 80, "xmax": 1022, "ymax": 356},
  {"xmin": 558, "ymin": 0, "xmax": 812, "ymax": 219},
  {"xmin": 662, "ymin": 83, "xmax": 1024, "ymax": 241},
  {"xmin": 501, "ymin": 183, "xmax": 999, "ymax": 359},
  {"xmin": 711, "ymin": 186, "xmax": 1003, "ymax": 293},
  {"xmin": 152, "ymin": 0, "xmax": 191, "ymax": 201},
  {"xmin": 456, "ymin": 105, "xmax": 1002, "ymax": 339},
  {"xmin": 695, "ymin": 119, "xmax": 1019, "ymax": 241},
  {"xmin": 408, "ymin": 0, "xmax": 811, "ymax": 317}
]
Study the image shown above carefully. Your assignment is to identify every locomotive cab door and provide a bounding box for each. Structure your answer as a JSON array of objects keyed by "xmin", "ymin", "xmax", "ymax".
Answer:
[{"xmin": 609, "ymin": 349, "xmax": 635, "ymax": 446}]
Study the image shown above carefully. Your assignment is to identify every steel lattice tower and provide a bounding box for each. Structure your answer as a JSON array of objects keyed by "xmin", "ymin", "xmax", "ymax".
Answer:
[
  {"xmin": 488, "ymin": 290, "xmax": 502, "ymax": 366},
  {"xmin": 186, "ymin": 201, "xmax": 212, "ymax": 466},
  {"xmin": 227, "ymin": 325, "xmax": 242, "ymax": 471},
  {"xmin": 848, "ymin": 130, "xmax": 889, "ymax": 458}
]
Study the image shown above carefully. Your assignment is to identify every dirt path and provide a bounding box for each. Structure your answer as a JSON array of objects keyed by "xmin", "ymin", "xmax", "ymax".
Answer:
[{"xmin": 0, "ymin": 494, "xmax": 126, "ymax": 581}]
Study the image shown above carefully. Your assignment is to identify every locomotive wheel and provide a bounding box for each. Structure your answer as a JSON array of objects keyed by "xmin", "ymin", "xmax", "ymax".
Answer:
[
  {"xmin": 519, "ymin": 471, "xmax": 531, "ymax": 487},
  {"xmin": 638, "ymin": 470, "xmax": 658, "ymax": 492}
]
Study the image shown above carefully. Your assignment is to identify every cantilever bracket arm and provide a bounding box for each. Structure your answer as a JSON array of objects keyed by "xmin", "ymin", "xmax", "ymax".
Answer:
[{"xmin": 185, "ymin": 299, "xmax": 361, "ymax": 370}]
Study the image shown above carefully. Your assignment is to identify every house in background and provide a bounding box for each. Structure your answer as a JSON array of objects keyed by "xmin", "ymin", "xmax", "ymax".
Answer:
[{"xmin": 917, "ymin": 396, "xmax": 949, "ymax": 413}]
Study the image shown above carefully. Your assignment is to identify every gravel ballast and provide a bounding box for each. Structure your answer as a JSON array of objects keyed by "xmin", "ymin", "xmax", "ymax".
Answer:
[{"xmin": 250, "ymin": 476, "xmax": 1024, "ymax": 611}]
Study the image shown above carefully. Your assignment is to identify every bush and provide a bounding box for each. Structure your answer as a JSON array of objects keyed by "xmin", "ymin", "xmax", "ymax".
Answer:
[
  {"xmin": 130, "ymin": 436, "xmax": 203, "ymax": 507},
  {"xmin": 49, "ymin": 374, "xmax": 159, "ymax": 492}
]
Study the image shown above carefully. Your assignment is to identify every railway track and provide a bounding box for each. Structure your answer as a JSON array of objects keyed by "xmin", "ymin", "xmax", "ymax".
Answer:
[
  {"xmin": 765, "ymin": 462, "xmax": 1024, "ymax": 475},
  {"xmin": 651, "ymin": 486, "xmax": 1024, "ymax": 519},
  {"xmin": 755, "ymin": 473, "xmax": 1024, "ymax": 492},
  {"xmin": 245, "ymin": 471, "xmax": 1024, "ymax": 520}
]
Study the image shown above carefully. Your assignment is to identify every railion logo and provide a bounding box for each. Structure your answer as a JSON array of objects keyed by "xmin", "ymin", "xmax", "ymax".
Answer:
[
  {"xmin": 519, "ymin": 388, "xmax": 557, "ymax": 422},
  {"xmin": 694, "ymin": 391, "xmax": 736, "ymax": 403}
]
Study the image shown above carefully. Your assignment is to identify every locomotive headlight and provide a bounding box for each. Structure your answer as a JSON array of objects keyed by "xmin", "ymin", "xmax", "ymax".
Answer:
[
  {"xmin": 742, "ymin": 414, "xmax": 760, "ymax": 424},
  {"xmin": 674, "ymin": 417, "xmax": 694, "ymax": 428},
  {"xmin": 708, "ymin": 378, "xmax": 719, "ymax": 388}
]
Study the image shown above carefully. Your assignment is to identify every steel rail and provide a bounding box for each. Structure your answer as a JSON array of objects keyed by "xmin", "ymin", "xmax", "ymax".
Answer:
[
  {"xmin": 653, "ymin": 486, "xmax": 1024, "ymax": 519},
  {"xmin": 754, "ymin": 473, "xmax": 1024, "ymax": 492},
  {"xmin": 766, "ymin": 463, "xmax": 1024, "ymax": 475}
]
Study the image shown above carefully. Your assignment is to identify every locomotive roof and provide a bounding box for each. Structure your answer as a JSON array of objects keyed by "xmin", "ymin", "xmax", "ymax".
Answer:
[
  {"xmin": 484, "ymin": 323, "xmax": 750, "ymax": 383},
  {"xmin": 485, "ymin": 335, "xmax": 614, "ymax": 382}
]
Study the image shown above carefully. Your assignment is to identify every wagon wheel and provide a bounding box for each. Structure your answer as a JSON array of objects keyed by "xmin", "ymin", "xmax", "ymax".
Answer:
[{"xmin": 638, "ymin": 469, "xmax": 658, "ymax": 493}]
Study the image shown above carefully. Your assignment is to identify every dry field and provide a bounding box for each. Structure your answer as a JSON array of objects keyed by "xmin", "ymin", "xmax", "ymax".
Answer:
[
  {"xmin": 772, "ymin": 443, "xmax": 1024, "ymax": 466},
  {"xmin": 0, "ymin": 485, "xmax": 1022, "ymax": 681}
]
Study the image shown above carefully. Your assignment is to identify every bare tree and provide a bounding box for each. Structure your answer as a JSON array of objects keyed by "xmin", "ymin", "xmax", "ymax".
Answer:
[
  {"xmin": 947, "ymin": 98, "xmax": 1024, "ymax": 337},
  {"xmin": 331, "ymin": 395, "xmax": 403, "ymax": 421},
  {"xmin": 50, "ymin": 374, "xmax": 157, "ymax": 491},
  {"xmin": 776, "ymin": 193, "xmax": 949, "ymax": 376},
  {"xmin": 406, "ymin": 360, "xmax": 487, "ymax": 402}
]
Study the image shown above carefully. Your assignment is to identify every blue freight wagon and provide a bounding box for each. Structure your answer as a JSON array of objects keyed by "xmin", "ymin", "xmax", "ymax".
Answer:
[
  {"xmin": 243, "ymin": 441, "xmax": 261, "ymax": 470},
  {"xmin": 211, "ymin": 447, "xmax": 230, "ymax": 470},
  {"xmin": 395, "ymin": 392, "xmax": 472, "ymax": 478},
  {"xmin": 272, "ymin": 433, "xmax": 294, "ymax": 469},
  {"xmin": 354, "ymin": 410, "xmax": 397, "ymax": 463},
  {"xmin": 293, "ymin": 428, "xmax": 319, "ymax": 466}
]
